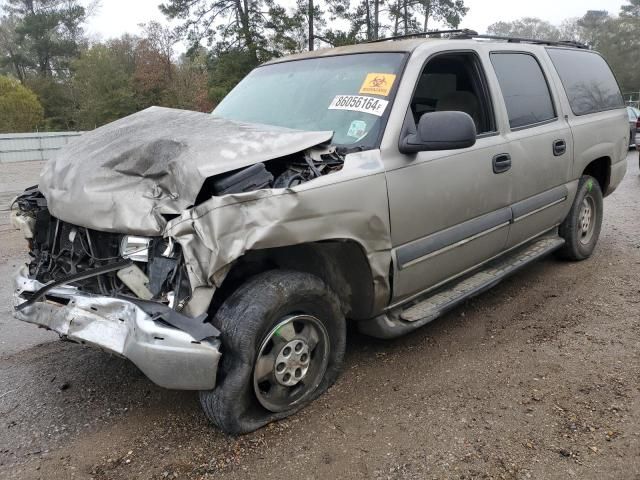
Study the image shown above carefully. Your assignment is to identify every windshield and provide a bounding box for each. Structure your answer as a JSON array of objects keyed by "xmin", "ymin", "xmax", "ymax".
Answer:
[{"xmin": 213, "ymin": 53, "xmax": 406, "ymax": 148}]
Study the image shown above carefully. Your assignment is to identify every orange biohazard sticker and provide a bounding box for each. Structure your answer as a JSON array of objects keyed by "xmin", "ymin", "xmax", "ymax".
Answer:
[{"xmin": 359, "ymin": 73, "xmax": 397, "ymax": 96}]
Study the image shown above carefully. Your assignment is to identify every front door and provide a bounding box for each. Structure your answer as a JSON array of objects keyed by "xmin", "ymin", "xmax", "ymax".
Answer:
[{"xmin": 385, "ymin": 50, "xmax": 513, "ymax": 303}]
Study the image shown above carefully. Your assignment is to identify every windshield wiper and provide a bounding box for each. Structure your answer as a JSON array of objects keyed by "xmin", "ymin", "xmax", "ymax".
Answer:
[{"xmin": 335, "ymin": 145, "xmax": 366, "ymax": 156}]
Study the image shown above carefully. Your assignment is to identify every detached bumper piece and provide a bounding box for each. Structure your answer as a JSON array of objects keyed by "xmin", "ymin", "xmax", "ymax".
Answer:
[{"xmin": 13, "ymin": 265, "xmax": 221, "ymax": 390}]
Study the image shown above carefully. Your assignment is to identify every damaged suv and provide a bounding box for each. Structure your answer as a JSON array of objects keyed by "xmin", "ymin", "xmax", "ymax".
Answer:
[{"xmin": 12, "ymin": 33, "xmax": 628, "ymax": 434}]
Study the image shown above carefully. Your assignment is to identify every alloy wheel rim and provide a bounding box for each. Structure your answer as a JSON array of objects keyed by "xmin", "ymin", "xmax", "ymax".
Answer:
[
  {"xmin": 253, "ymin": 314, "xmax": 330, "ymax": 413},
  {"xmin": 578, "ymin": 195, "xmax": 596, "ymax": 245}
]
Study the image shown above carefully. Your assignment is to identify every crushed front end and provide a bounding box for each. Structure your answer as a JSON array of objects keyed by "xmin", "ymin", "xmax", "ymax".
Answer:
[{"xmin": 11, "ymin": 187, "xmax": 221, "ymax": 390}]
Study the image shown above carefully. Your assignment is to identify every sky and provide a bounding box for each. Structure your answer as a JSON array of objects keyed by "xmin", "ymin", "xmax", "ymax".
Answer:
[{"xmin": 85, "ymin": 0, "xmax": 628, "ymax": 43}]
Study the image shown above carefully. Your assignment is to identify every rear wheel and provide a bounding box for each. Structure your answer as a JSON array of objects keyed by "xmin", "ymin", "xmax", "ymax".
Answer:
[
  {"xmin": 558, "ymin": 175, "xmax": 603, "ymax": 261},
  {"xmin": 199, "ymin": 270, "xmax": 346, "ymax": 435}
]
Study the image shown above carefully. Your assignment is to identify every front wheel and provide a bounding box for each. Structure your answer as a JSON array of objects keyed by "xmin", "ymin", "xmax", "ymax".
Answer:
[
  {"xmin": 557, "ymin": 175, "xmax": 603, "ymax": 261},
  {"xmin": 199, "ymin": 270, "xmax": 346, "ymax": 435}
]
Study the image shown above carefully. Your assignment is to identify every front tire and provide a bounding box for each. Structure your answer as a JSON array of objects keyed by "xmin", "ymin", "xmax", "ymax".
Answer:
[
  {"xmin": 199, "ymin": 270, "xmax": 346, "ymax": 435},
  {"xmin": 558, "ymin": 175, "xmax": 603, "ymax": 261}
]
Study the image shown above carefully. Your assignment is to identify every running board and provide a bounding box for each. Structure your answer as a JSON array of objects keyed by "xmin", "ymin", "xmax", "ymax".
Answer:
[{"xmin": 359, "ymin": 235, "xmax": 565, "ymax": 339}]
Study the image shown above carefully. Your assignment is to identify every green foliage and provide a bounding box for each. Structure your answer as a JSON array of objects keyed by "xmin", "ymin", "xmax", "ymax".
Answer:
[
  {"xmin": 0, "ymin": 1, "xmax": 87, "ymax": 130},
  {"xmin": 3, "ymin": 0, "xmax": 639, "ymax": 131},
  {"xmin": 590, "ymin": 16, "xmax": 640, "ymax": 93},
  {"xmin": 311, "ymin": 0, "xmax": 468, "ymax": 43},
  {"xmin": 160, "ymin": 0, "xmax": 265, "ymax": 64},
  {"xmin": 0, "ymin": 74, "xmax": 44, "ymax": 132},
  {"xmin": 3, "ymin": 0, "xmax": 87, "ymax": 78},
  {"xmin": 0, "ymin": 0, "xmax": 471, "ymax": 127},
  {"xmin": 487, "ymin": 11, "xmax": 640, "ymax": 95},
  {"xmin": 620, "ymin": 0, "xmax": 640, "ymax": 18},
  {"xmin": 376, "ymin": 0, "xmax": 468, "ymax": 39},
  {"xmin": 165, "ymin": 51, "xmax": 214, "ymax": 112},
  {"xmin": 72, "ymin": 45, "xmax": 137, "ymax": 129},
  {"xmin": 0, "ymin": 15, "xmax": 27, "ymax": 81},
  {"xmin": 26, "ymin": 75, "xmax": 76, "ymax": 130},
  {"xmin": 322, "ymin": 28, "xmax": 359, "ymax": 47},
  {"xmin": 265, "ymin": 0, "xmax": 314, "ymax": 54},
  {"xmin": 69, "ymin": 25, "xmax": 215, "ymax": 129},
  {"xmin": 487, "ymin": 17, "xmax": 561, "ymax": 41},
  {"xmin": 207, "ymin": 48, "xmax": 259, "ymax": 104}
]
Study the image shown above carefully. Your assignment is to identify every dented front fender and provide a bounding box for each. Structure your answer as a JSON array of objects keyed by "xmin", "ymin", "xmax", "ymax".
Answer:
[{"xmin": 166, "ymin": 150, "xmax": 393, "ymax": 317}]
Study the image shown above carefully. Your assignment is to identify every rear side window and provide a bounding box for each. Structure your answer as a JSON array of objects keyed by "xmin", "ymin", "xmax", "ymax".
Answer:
[
  {"xmin": 490, "ymin": 53, "xmax": 556, "ymax": 129},
  {"xmin": 547, "ymin": 48, "xmax": 624, "ymax": 116}
]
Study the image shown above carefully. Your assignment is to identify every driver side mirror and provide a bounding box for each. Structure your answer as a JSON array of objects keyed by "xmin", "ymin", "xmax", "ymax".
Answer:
[{"xmin": 399, "ymin": 111, "xmax": 477, "ymax": 154}]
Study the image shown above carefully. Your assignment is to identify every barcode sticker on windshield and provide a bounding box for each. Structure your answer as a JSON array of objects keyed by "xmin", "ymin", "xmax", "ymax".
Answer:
[{"xmin": 328, "ymin": 95, "xmax": 389, "ymax": 117}]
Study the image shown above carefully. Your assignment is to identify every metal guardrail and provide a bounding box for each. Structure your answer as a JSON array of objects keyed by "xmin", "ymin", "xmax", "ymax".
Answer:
[{"xmin": 0, "ymin": 131, "xmax": 84, "ymax": 163}]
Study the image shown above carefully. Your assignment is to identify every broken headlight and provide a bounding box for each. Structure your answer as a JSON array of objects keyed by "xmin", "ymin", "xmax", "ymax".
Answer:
[{"xmin": 120, "ymin": 235, "xmax": 151, "ymax": 262}]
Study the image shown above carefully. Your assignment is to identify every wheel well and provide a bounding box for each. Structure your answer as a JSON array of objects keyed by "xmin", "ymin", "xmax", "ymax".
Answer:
[
  {"xmin": 209, "ymin": 241, "xmax": 376, "ymax": 321},
  {"xmin": 582, "ymin": 157, "xmax": 611, "ymax": 195}
]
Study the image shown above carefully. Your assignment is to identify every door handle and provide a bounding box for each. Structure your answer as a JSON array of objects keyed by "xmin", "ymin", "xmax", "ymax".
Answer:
[
  {"xmin": 492, "ymin": 153, "xmax": 511, "ymax": 174},
  {"xmin": 553, "ymin": 139, "xmax": 567, "ymax": 156}
]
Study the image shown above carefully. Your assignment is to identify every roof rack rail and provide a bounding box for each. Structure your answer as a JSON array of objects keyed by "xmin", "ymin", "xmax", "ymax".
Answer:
[
  {"xmin": 469, "ymin": 34, "xmax": 589, "ymax": 49},
  {"xmin": 367, "ymin": 29, "xmax": 478, "ymax": 43},
  {"xmin": 369, "ymin": 29, "xmax": 589, "ymax": 50}
]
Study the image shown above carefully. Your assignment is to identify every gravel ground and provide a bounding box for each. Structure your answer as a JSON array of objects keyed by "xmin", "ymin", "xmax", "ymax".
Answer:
[{"xmin": 0, "ymin": 154, "xmax": 639, "ymax": 480}]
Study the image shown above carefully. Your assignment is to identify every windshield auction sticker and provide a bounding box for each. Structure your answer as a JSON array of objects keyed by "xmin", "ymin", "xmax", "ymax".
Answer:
[
  {"xmin": 347, "ymin": 120, "xmax": 367, "ymax": 138},
  {"xmin": 329, "ymin": 95, "xmax": 389, "ymax": 117},
  {"xmin": 359, "ymin": 73, "xmax": 397, "ymax": 96}
]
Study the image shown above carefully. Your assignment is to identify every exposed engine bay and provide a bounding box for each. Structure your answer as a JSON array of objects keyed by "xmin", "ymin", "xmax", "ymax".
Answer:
[
  {"xmin": 12, "ymin": 148, "xmax": 345, "ymax": 311},
  {"xmin": 196, "ymin": 149, "xmax": 345, "ymax": 200},
  {"xmin": 13, "ymin": 187, "xmax": 191, "ymax": 310}
]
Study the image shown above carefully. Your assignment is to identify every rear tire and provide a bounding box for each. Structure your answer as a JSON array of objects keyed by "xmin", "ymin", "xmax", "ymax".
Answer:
[
  {"xmin": 199, "ymin": 270, "xmax": 346, "ymax": 435},
  {"xmin": 558, "ymin": 175, "xmax": 603, "ymax": 261}
]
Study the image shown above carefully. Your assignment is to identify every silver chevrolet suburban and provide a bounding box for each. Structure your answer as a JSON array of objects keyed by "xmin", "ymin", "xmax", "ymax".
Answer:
[{"xmin": 11, "ymin": 31, "xmax": 628, "ymax": 434}]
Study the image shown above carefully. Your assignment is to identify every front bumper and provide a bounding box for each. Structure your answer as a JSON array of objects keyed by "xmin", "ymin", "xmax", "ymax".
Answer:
[{"xmin": 12, "ymin": 265, "xmax": 221, "ymax": 390}]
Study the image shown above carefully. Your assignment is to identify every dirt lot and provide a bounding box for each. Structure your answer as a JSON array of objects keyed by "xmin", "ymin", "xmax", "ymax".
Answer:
[{"xmin": 0, "ymin": 154, "xmax": 639, "ymax": 480}]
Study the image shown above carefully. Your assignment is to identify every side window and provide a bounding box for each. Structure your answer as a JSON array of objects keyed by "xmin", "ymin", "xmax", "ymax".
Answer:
[
  {"xmin": 409, "ymin": 52, "xmax": 495, "ymax": 135},
  {"xmin": 546, "ymin": 48, "xmax": 624, "ymax": 116},
  {"xmin": 490, "ymin": 53, "xmax": 556, "ymax": 129}
]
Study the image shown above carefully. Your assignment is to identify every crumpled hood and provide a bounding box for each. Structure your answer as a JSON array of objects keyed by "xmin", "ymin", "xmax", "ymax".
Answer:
[{"xmin": 39, "ymin": 106, "xmax": 333, "ymax": 235}]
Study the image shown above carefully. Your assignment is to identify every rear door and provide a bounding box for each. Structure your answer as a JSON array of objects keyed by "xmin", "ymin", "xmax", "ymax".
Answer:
[
  {"xmin": 545, "ymin": 47, "xmax": 628, "ymax": 194},
  {"xmin": 489, "ymin": 51, "xmax": 574, "ymax": 248}
]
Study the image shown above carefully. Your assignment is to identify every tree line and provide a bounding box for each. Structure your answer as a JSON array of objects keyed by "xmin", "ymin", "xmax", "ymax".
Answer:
[
  {"xmin": 0, "ymin": 0, "xmax": 469, "ymax": 131},
  {"xmin": 0, "ymin": 1, "xmax": 214, "ymax": 131},
  {"xmin": 0, "ymin": 0, "xmax": 638, "ymax": 133},
  {"xmin": 487, "ymin": 3, "xmax": 640, "ymax": 99}
]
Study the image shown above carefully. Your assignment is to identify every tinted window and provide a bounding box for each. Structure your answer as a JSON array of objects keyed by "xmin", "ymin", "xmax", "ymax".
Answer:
[
  {"xmin": 410, "ymin": 53, "xmax": 495, "ymax": 134},
  {"xmin": 547, "ymin": 48, "xmax": 624, "ymax": 116},
  {"xmin": 490, "ymin": 53, "xmax": 556, "ymax": 129}
]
